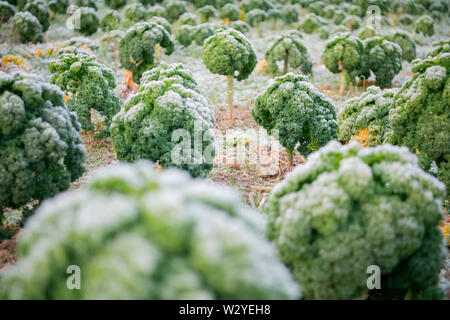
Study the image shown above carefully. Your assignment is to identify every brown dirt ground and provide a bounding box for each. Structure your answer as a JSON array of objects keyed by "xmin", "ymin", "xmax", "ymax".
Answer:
[{"xmin": 0, "ymin": 231, "xmax": 21, "ymax": 272}]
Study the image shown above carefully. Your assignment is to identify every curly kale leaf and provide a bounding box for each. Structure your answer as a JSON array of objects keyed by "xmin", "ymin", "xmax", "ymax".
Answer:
[
  {"xmin": 11, "ymin": 11, "xmax": 43, "ymax": 43},
  {"xmin": 111, "ymin": 63, "xmax": 215, "ymax": 177},
  {"xmin": 427, "ymin": 40, "xmax": 450, "ymax": 58},
  {"xmin": 203, "ymin": 28, "xmax": 257, "ymax": 81},
  {"xmin": 265, "ymin": 141, "xmax": 447, "ymax": 299},
  {"xmin": 47, "ymin": 0, "xmax": 69, "ymax": 14},
  {"xmin": 338, "ymin": 86, "xmax": 397, "ymax": 145},
  {"xmin": 23, "ymin": 0, "xmax": 50, "ymax": 32},
  {"xmin": 104, "ymin": 0, "xmax": 126, "ymax": 9},
  {"xmin": 175, "ymin": 23, "xmax": 214, "ymax": 47},
  {"xmin": 163, "ymin": 0, "xmax": 188, "ymax": 22},
  {"xmin": 361, "ymin": 36, "xmax": 403, "ymax": 88},
  {"xmin": 147, "ymin": 5, "xmax": 168, "ymax": 19},
  {"xmin": 218, "ymin": 3, "xmax": 239, "ymax": 21},
  {"xmin": 265, "ymin": 31, "xmax": 312, "ymax": 76},
  {"xmin": 0, "ymin": 70, "xmax": 86, "ymax": 210},
  {"xmin": 0, "ymin": 160, "xmax": 300, "ymax": 299},
  {"xmin": 0, "ymin": 1, "xmax": 15, "ymax": 23},
  {"xmin": 100, "ymin": 10, "xmax": 122, "ymax": 32},
  {"xmin": 321, "ymin": 33, "xmax": 363, "ymax": 83},
  {"xmin": 298, "ymin": 13, "xmax": 327, "ymax": 33},
  {"xmin": 245, "ymin": 9, "xmax": 268, "ymax": 27},
  {"xmin": 48, "ymin": 53, "xmax": 121, "ymax": 135},
  {"xmin": 240, "ymin": 0, "xmax": 275, "ymax": 12},
  {"xmin": 252, "ymin": 73, "xmax": 338, "ymax": 156},
  {"xmin": 119, "ymin": 21, "xmax": 174, "ymax": 83},
  {"xmin": 196, "ymin": 5, "xmax": 217, "ymax": 23},
  {"xmin": 387, "ymin": 30, "xmax": 416, "ymax": 62},
  {"xmin": 281, "ymin": 4, "xmax": 298, "ymax": 24},
  {"xmin": 73, "ymin": 6, "xmax": 99, "ymax": 36},
  {"xmin": 414, "ymin": 15, "xmax": 434, "ymax": 36},
  {"xmin": 386, "ymin": 52, "xmax": 449, "ymax": 194}
]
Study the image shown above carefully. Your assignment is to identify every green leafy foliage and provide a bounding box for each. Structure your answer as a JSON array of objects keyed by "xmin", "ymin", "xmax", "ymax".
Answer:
[
  {"xmin": 298, "ymin": 13, "xmax": 326, "ymax": 34},
  {"xmin": 246, "ymin": 8, "xmax": 268, "ymax": 27},
  {"xmin": 385, "ymin": 52, "xmax": 449, "ymax": 194},
  {"xmin": 111, "ymin": 63, "xmax": 216, "ymax": 177},
  {"xmin": 308, "ymin": 1, "xmax": 325, "ymax": 16},
  {"xmin": 11, "ymin": 11, "xmax": 43, "ymax": 43},
  {"xmin": 176, "ymin": 12, "xmax": 199, "ymax": 26},
  {"xmin": 252, "ymin": 73, "xmax": 338, "ymax": 156},
  {"xmin": 149, "ymin": 16, "xmax": 171, "ymax": 33},
  {"xmin": 147, "ymin": 5, "xmax": 167, "ymax": 19},
  {"xmin": 193, "ymin": 0, "xmax": 215, "ymax": 8},
  {"xmin": 323, "ymin": 4, "xmax": 337, "ymax": 19},
  {"xmin": 319, "ymin": 26, "xmax": 329, "ymax": 40},
  {"xmin": 119, "ymin": 21, "xmax": 174, "ymax": 83},
  {"xmin": 322, "ymin": 33, "xmax": 363, "ymax": 84},
  {"xmin": 393, "ymin": 0, "xmax": 425, "ymax": 15},
  {"xmin": 333, "ymin": 9, "xmax": 346, "ymax": 24},
  {"xmin": 240, "ymin": 0, "xmax": 275, "ymax": 12},
  {"xmin": 387, "ymin": 30, "xmax": 416, "ymax": 62},
  {"xmin": 265, "ymin": 141, "xmax": 447, "ymax": 299},
  {"xmin": 48, "ymin": 53, "xmax": 121, "ymax": 135},
  {"xmin": 203, "ymin": 28, "xmax": 256, "ymax": 81},
  {"xmin": 265, "ymin": 31, "xmax": 312, "ymax": 76},
  {"xmin": 23, "ymin": 0, "xmax": 50, "ymax": 32},
  {"xmin": 353, "ymin": 0, "xmax": 390, "ymax": 15},
  {"xmin": 281, "ymin": 4, "xmax": 298, "ymax": 24},
  {"xmin": 0, "ymin": 160, "xmax": 300, "ymax": 299},
  {"xmin": 100, "ymin": 10, "xmax": 121, "ymax": 32},
  {"xmin": 0, "ymin": 70, "xmax": 86, "ymax": 211},
  {"xmin": 268, "ymin": 7, "xmax": 283, "ymax": 21},
  {"xmin": 104, "ymin": 0, "xmax": 126, "ymax": 10},
  {"xmin": 73, "ymin": 6, "xmax": 99, "ymax": 36},
  {"xmin": 338, "ymin": 86, "xmax": 397, "ymax": 146},
  {"xmin": 415, "ymin": 15, "xmax": 434, "ymax": 36},
  {"xmin": 163, "ymin": 0, "xmax": 188, "ymax": 22},
  {"xmin": 429, "ymin": 0, "xmax": 448, "ymax": 13},
  {"xmin": 175, "ymin": 23, "xmax": 214, "ymax": 47},
  {"xmin": 230, "ymin": 20, "xmax": 250, "ymax": 34},
  {"xmin": 123, "ymin": 3, "xmax": 147, "ymax": 26},
  {"xmin": 359, "ymin": 27, "xmax": 376, "ymax": 40},
  {"xmin": 361, "ymin": 36, "xmax": 403, "ymax": 88},
  {"xmin": 341, "ymin": 15, "xmax": 360, "ymax": 31},
  {"xmin": 138, "ymin": 0, "xmax": 161, "ymax": 6},
  {"xmin": 347, "ymin": 4, "xmax": 362, "ymax": 16},
  {"xmin": 397, "ymin": 14, "xmax": 414, "ymax": 26},
  {"xmin": 216, "ymin": 0, "xmax": 234, "ymax": 7},
  {"xmin": 0, "ymin": 1, "xmax": 15, "ymax": 23},
  {"xmin": 219, "ymin": 3, "xmax": 239, "ymax": 21},
  {"xmin": 73, "ymin": 0, "xmax": 96, "ymax": 10},
  {"xmin": 47, "ymin": 0, "xmax": 69, "ymax": 14},
  {"xmin": 427, "ymin": 40, "xmax": 450, "ymax": 57},
  {"xmin": 196, "ymin": 5, "xmax": 216, "ymax": 22}
]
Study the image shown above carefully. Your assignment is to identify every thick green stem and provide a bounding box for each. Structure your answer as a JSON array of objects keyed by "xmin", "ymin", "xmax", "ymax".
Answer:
[
  {"xmin": 155, "ymin": 43, "xmax": 161, "ymax": 64},
  {"xmin": 404, "ymin": 289, "xmax": 413, "ymax": 300},
  {"xmin": 226, "ymin": 75, "xmax": 234, "ymax": 120},
  {"xmin": 86, "ymin": 109, "xmax": 92, "ymax": 127},
  {"xmin": 256, "ymin": 23, "xmax": 262, "ymax": 37},
  {"xmin": 339, "ymin": 69, "xmax": 347, "ymax": 96}
]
